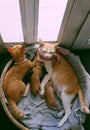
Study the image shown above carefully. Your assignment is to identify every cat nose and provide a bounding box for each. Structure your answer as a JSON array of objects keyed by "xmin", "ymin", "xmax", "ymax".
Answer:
[{"xmin": 46, "ymin": 56, "xmax": 49, "ymax": 58}]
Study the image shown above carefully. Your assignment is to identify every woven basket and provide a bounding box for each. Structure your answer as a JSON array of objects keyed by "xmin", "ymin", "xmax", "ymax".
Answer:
[{"xmin": 0, "ymin": 59, "xmax": 30, "ymax": 130}]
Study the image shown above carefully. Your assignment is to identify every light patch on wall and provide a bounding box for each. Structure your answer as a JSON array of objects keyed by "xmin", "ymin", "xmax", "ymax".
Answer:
[
  {"xmin": 38, "ymin": 0, "xmax": 68, "ymax": 41},
  {"xmin": 0, "ymin": 0, "xmax": 23, "ymax": 42}
]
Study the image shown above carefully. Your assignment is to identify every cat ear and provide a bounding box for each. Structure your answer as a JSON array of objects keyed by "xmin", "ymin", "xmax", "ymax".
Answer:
[
  {"xmin": 39, "ymin": 38, "xmax": 44, "ymax": 47},
  {"xmin": 54, "ymin": 42, "xmax": 60, "ymax": 48},
  {"xmin": 21, "ymin": 46, "xmax": 25, "ymax": 53},
  {"xmin": 7, "ymin": 47, "xmax": 13, "ymax": 53}
]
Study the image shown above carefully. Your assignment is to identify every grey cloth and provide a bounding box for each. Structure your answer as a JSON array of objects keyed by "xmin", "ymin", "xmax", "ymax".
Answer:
[{"xmin": 17, "ymin": 49, "xmax": 90, "ymax": 130}]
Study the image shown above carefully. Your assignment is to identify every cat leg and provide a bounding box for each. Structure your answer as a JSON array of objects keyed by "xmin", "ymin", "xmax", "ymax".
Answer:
[
  {"xmin": 8, "ymin": 100, "xmax": 24, "ymax": 119},
  {"xmin": 40, "ymin": 73, "xmax": 51, "ymax": 95},
  {"xmin": 58, "ymin": 109, "xmax": 65, "ymax": 117},
  {"xmin": 45, "ymin": 81, "xmax": 63, "ymax": 110},
  {"xmin": 58, "ymin": 91, "xmax": 75, "ymax": 127},
  {"xmin": 78, "ymin": 88, "xmax": 90, "ymax": 114},
  {"xmin": 23, "ymin": 83, "xmax": 30, "ymax": 97}
]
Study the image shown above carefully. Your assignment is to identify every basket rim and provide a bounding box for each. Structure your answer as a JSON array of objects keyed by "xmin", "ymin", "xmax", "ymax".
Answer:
[{"xmin": 0, "ymin": 59, "xmax": 30, "ymax": 130}]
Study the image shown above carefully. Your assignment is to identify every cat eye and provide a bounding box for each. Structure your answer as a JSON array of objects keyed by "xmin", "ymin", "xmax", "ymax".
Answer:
[
  {"xmin": 43, "ymin": 51, "xmax": 47, "ymax": 53},
  {"xmin": 49, "ymin": 52, "xmax": 53, "ymax": 54}
]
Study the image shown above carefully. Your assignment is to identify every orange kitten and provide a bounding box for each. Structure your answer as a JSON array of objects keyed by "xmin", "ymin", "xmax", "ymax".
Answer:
[
  {"xmin": 37, "ymin": 39, "xmax": 90, "ymax": 127},
  {"xmin": 30, "ymin": 57, "xmax": 43, "ymax": 95},
  {"xmin": 3, "ymin": 45, "xmax": 34, "ymax": 119}
]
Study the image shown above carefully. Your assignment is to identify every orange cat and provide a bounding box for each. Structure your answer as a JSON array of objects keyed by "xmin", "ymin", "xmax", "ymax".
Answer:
[
  {"xmin": 37, "ymin": 39, "xmax": 90, "ymax": 127},
  {"xmin": 3, "ymin": 45, "xmax": 35, "ymax": 119},
  {"xmin": 30, "ymin": 57, "xmax": 43, "ymax": 95}
]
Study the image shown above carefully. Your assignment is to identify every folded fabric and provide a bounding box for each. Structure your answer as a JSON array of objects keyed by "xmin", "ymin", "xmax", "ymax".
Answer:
[{"xmin": 17, "ymin": 46, "xmax": 90, "ymax": 130}]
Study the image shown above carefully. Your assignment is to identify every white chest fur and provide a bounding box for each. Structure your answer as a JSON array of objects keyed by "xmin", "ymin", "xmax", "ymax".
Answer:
[
  {"xmin": 38, "ymin": 58, "xmax": 53, "ymax": 95},
  {"xmin": 44, "ymin": 60, "xmax": 52, "ymax": 74}
]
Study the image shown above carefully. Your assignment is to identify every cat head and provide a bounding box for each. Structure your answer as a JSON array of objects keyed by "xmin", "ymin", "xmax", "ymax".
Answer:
[
  {"xmin": 38, "ymin": 39, "xmax": 59, "ymax": 60},
  {"xmin": 7, "ymin": 45, "xmax": 25, "ymax": 61},
  {"xmin": 33, "ymin": 67, "xmax": 42, "ymax": 75}
]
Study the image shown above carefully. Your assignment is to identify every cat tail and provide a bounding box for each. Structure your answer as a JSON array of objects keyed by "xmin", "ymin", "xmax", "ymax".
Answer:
[
  {"xmin": 8, "ymin": 100, "xmax": 24, "ymax": 119},
  {"xmin": 78, "ymin": 88, "xmax": 90, "ymax": 114}
]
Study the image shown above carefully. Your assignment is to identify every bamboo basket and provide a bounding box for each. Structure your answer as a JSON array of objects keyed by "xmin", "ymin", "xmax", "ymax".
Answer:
[{"xmin": 0, "ymin": 59, "xmax": 30, "ymax": 130}]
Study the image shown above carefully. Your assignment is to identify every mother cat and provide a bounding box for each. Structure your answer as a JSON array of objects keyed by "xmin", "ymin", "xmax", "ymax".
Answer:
[{"xmin": 37, "ymin": 39, "xmax": 90, "ymax": 127}]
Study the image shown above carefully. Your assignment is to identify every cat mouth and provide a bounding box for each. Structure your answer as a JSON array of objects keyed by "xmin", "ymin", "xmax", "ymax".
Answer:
[
  {"xmin": 39, "ymin": 53, "xmax": 44, "ymax": 59},
  {"xmin": 39, "ymin": 53, "xmax": 51, "ymax": 60}
]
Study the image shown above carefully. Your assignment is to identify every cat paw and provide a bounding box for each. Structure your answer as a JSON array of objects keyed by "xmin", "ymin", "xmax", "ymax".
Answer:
[
  {"xmin": 58, "ymin": 110, "xmax": 64, "ymax": 117},
  {"xmin": 16, "ymin": 111, "xmax": 25, "ymax": 119},
  {"xmin": 58, "ymin": 121, "xmax": 64, "ymax": 127},
  {"xmin": 81, "ymin": 106, "xmax": 90, "ymax": 114},
  {"xmin": 39, "ymin": 89, "xmax": 45, "ymax": 96},
  {"xmin": 19, "ymin": 112, "xmax": 25, "ymax": 119}
]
